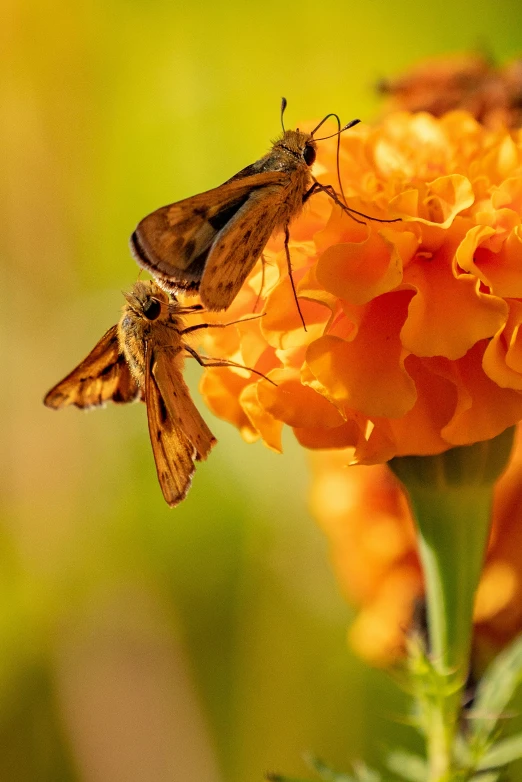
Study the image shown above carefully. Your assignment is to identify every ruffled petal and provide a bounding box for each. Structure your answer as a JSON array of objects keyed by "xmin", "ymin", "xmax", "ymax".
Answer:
[
  {"xmin": 483, "ymin": 300, "xmax": 522, "ymax": 389},
  {"xmin": 239, "ymin": 383, "xmax": 283, "ymax": 452},
  {"xmin": 305, "ymin": 292, "xmax": 417, "ymax": 418},
  {"xmin": 257, "ymin": 369, "xmax": 345, "ymax": 429},
  {"xmin": 316, "ymin": 229, "xmax": 412, "ymax": 305},
  {"xmin": 402, "ymin": 224, "xmax": 508, "ymax": 358}
]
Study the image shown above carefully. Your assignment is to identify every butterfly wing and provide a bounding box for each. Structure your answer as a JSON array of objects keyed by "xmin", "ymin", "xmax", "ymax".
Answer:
[
  {"xmin": 198, "ymin": 185, "xmax": 283, "ymax": 310},
  {"xmin": 130, "ymin": 171, "xmax": 285, "ymax": 293},
  {"xmin": 145, "ymin": 345, "xmax": 216, "ymax": 507},
  {"xmin": 44, "ymin": 325, "xmax": 140, "ymax": 409}
]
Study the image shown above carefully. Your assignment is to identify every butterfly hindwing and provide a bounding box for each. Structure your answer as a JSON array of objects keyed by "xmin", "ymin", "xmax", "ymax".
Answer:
[
  {"xmin": 154, "ymin": 351, "xmax": 216, "ymax": 461},
  {"xmin": 145, "ymin": 345, "xmax": 216, "ymax": 507}
]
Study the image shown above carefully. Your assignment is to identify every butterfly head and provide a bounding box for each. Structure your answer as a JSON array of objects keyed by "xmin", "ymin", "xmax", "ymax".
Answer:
[
  {"xmin": 276, "ymin": 129, "xmax": 317, "ymax": 167},
  {"xmin": 123, "ymin": 280, "xmax": 169, "ymax": 322}
]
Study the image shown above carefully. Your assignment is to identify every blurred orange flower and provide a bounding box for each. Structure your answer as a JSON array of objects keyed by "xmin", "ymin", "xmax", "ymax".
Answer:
[
  {"xmin": 309, "ymin": 430, "xmax": 522, "ymax": 666},
  {"xmin": 199, "ymin": 112, "xmax": 522, "ymax": 464},
  {"xmin": 378, "ymin": 53, "xmax": 522, "ymax": 129}
]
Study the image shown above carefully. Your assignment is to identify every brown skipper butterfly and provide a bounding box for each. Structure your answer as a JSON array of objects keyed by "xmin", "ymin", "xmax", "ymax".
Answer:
[
  {"xmin": 130, "ymin": 100, "xmax": 398, "ymax": 328},
  {"xmin": 44, "ymin": 280, "xmax": 258, "ymax": 507}
]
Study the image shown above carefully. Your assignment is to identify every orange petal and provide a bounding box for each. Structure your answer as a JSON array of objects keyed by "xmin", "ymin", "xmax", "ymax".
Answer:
[
  {"xmin": 402, "ymin": 235, "xmax": 508, "ymax": 358},
  {"xmin": 305, "ymin": 292, "xmax": 417, "ymax": 418},
  {"xmin": 483, "ymin": 134, "xmax": 520, "ymax": 180},
  {"xmin": 239, "ymin": 383, "xmax": 283, "ymax": 452},
  {"xmin": 348, "ymin": 565, "xmax": 423, "ymax": 666},
  {"xmin": 316, "ymin": 229, "xmax": 410, "ymax": 305},
  {"xmin": 261, "ymin": 275, "xmax": 331, "ymax": 349},
  {"xmin": 456, "ymin": 219, "xmax": 522, "ymax": 298},
  {"xmin": 257, "ymin": 368, "xmax": 345, "ymax": 429},
  {"xmin": 425, "ymin": 174, "xmax": 475, "ymax": 226},
  {"xmin": 390, "ymin": 175, "xmax": 475, "ymax": 228},
  {"xmin": 483, "ymin": 300, "xmax": 522, "ymax": 390},
  {"xmin": 200, "ymin": 370, "xmax": 259, "ymax": 442},
  {"xmin": 440, "ymin": 342, "xmax": 522, "ymax": 444},
  {"xmin": 474, "ymin": 561, "xmax": 517, "ymax": 622},
  {"xmin": 356, "ymin": 356, "xmax": 460, "ymax": 461},
  {"xmin": 293, "ymin": 420, "xmax": 360, "ymax": 450}
]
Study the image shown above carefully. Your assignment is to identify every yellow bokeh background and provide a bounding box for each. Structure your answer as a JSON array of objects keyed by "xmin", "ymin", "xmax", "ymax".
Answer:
[{"xmin": 2, "ymin": 0, "xmax": 522, "ymax": 779}]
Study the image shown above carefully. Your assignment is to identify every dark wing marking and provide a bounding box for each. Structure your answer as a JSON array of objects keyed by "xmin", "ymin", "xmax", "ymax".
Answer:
[
  {"xmin": 130, "ymin": 171, "xmax": 285, "ymax": 292},
  {"xmin": 44, "ymin": 325, "xmax": 140, "ymax": 410}
]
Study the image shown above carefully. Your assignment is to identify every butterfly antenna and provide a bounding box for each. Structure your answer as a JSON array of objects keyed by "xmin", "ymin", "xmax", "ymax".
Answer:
[
  {"xmin": 336, "ymin": 121, "xmax": 347, "ymax": 206},
  {"xmin": 310, "ymin": 111, "xmax": 341, "ymax": 138},
  {"xmin": 280, "ymin": 97, "xmax": 287, "ymax": 133},
  {"xmin": 316, "ymin": 114, "xmax": 347, "ymax": 207},
  {"xmin": 312, "ymin": 117, "xmax": 360, "ymax": 141},
  {"xmin": 311, "ymin": 114, "xmax": 360, "ymax": 206}
]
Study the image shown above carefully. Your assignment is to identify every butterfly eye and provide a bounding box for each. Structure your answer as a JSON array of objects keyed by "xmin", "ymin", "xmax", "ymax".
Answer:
[
  {"xmin": 143, "ymin": 298, "xmax": 162, "ymax": 320},
  {"xmin": 303, "ymin": 144, "xmax": 316, "ymax": 166}
]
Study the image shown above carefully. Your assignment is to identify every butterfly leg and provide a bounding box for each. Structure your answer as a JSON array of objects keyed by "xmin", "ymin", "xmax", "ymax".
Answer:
[
  {"xmin": 184, "ymin": 344, "xmax": 276, "ymax": 385},
  {"xmin": 284, "ymin": 226, "xmax": 307, "ymax": 332},
  {"xmin": 180, "ymin": 313, "xmax": 263, "ymax": 336},
  {"xmin": 303, "ymin": 181, "xmax": 366, "ymax": 224},
  {"xmin": 304, "ymin": 180, "xmax": 401, "ymax": 224},
  {"xmin": 302, "ymin": 180, "xmax": 324, "ymax": 204}
]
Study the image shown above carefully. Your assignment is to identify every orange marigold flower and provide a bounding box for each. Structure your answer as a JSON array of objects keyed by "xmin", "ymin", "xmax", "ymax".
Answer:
[
  {"xmin": 199, "ymin": 112, "xmax": 522, "ymax": 464},
  {"xmin": 378, "ymin": 53, "xmax": 522, "ymax": 129},
  {"xmin": 309, "ymin": 429, "xmax": 522, "ymax": 666}
]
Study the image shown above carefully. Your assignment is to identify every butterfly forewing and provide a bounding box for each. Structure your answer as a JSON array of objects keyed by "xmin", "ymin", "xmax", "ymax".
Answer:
[
  {"xmin": 131, "ymin": 171, "xmax": 285, "ymax": 293},
  {"xmin": 44, "ymin": 325, "xmax": 140, "ymax": 410},
  {"xmin": 198, "ymin": 186, "xmax": 281, "ymax": 310}
]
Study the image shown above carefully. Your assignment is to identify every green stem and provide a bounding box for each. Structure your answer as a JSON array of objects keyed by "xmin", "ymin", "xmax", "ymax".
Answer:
[
  {"xmin": 411, "ymin": 484, "xmax": 493, "ymax": 672},
  {"xmin": 410, "ymin": 483, "xmax": 493, "ymax": 781},
  {"xmin": 390, "ymin": 427, "xmax": 515, "ymax": 781}
]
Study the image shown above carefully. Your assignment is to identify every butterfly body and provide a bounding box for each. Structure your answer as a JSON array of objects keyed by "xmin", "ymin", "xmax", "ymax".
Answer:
[
  {"xmin": 118, "ymin": 283, "xmax": 183, "ymax": 381},
  {"xmin": 130, "ymin": 129, "xmax": 318, "ymax": 311},
  {"xmin": 44, "ymin": 280, "xmax": 216, "ymax": 507}
]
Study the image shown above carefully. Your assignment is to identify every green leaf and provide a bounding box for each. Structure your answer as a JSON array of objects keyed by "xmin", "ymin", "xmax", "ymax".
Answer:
[
  {"xmin": 468, "ymin": 634, "xmax": 522, "ymax": 748},
  {"xmin": 477, "ymin": 732, "xmax": 522, "ymax": 770},
  {"xmin": 305, "ymin": 755, "xmax": 358, "ymax": 781},
  {"xmin": 453, "ymin": 731, "xmax": 473, "ymax": 767},
  {"xmin": 386, "ymin": 750, "xmax": 428, "ymax": 781},
  {"xmin": 304, "ymin": 756, "xmax": 381, "ymax": 782}
]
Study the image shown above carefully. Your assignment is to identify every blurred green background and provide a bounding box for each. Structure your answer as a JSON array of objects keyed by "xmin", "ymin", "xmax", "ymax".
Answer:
[{"xmin": 2, "ymin": 0, "xmax": 521, "ymax": 779}]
